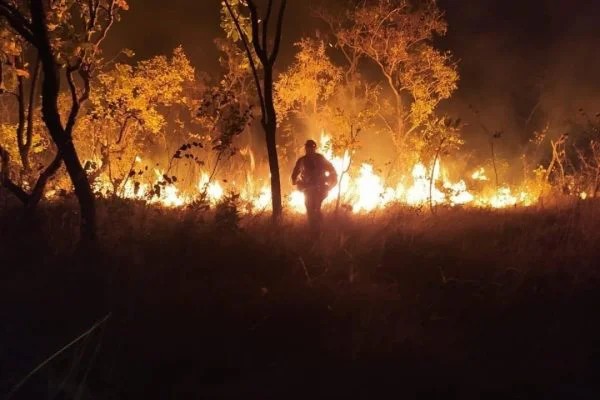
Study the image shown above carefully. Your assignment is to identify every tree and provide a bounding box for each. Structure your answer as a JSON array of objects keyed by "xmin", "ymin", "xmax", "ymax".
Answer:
[
  {"xmin": 0, "ymin": 0, "xmax": 127, "ymax": 240},
  {"xmin": 83, "ymin": 47, "xmax": 194, "ymax": 191},
  {"xmin": 0, "ymin": 35, "xmax": 41, "ymax": 173},
  {"xmin": 193, "ymin": 85, "xmax": 253, "ymax": 199},
  {"xmin": 276, "ymin": 38, "xmax": 342, "ymax": 124},
  {"xmin": 319, "ymin": 0, "xmax": 458, "ymax": 153},
  {"xmin": 222, "ymin": 0, "xmax": 287, "ymax": 221},
  {"xmin": 0, "ymin": 18, "xmax": 48, "ymax": 201}
]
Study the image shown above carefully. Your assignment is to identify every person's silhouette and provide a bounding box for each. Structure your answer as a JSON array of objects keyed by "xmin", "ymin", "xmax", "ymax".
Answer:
[{"xmin": 291, "ymin": 140, "xmax": 338, "ymax": 231}]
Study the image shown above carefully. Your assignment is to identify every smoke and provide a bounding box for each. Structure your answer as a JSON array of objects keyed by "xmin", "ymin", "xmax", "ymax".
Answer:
[
  {"xmin": 106, "ymin": 0, "xmax": 600, "ymax": 180},
  {"xmin": 438, "ymin": 0, "xmax": 600, "ymax": 175}
]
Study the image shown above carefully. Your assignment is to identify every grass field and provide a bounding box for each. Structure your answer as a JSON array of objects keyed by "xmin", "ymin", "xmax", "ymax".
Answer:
[{"xmin": 2, "ymin": 198, "xmax": 600, "ymax": 398}]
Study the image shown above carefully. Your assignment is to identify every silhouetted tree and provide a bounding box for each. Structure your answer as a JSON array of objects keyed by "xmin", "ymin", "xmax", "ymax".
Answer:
[
  {"xmin": 223, "ymin": 0, "xmax": 287, "ymax": 221},
  {"xmin": 0, "ymin": 0, "xmax": 127, "ymax": 240}
]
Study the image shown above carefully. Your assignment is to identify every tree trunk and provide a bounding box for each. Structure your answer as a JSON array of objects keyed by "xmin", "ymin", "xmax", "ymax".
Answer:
[
  {"xmin": 26, "ymin": 150, "xmax": 62, "ymax": 209},
  {"xmin": 15, "ymin": 60, "xmax": 31, "ymax": 172},
  {"xmin": 21, "ymin": 56, "xmax": 41, "ymax": 173},
  {"xmin": 31, "ymin": 0, "xmax": 96, "ymax": 240},
  {"xmin": 263, "ymin": 66, "xmax": 282, "ymax": 220},
  {"xmin": 265, "ymin": 120, "xmax": 282, "ymax": 219},
  {"xmin": 490, "ymin": 139, "xmax": 499, "ymax": 189},
  {"xmin": 223, "ymin": 0, "xmax": 285, "ymax": 221},
  {"xmin": 0, "ymin": 145, "xmax": 29, "ymax": 203},
  {"xmin": 62, "ymin": 140, "xmax": 96, "ymax": 240}
]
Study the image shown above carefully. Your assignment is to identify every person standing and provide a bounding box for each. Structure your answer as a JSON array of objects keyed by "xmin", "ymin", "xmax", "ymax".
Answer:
[{"xmin": 291, "ymin": 140, "xmax": 338, "ymax": 231}]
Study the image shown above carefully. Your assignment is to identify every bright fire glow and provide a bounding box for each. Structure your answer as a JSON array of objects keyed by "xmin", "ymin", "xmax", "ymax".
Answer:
[
  {"xmin": 472, "ymin": 167, "xmax": 489, "ymax": 181},
  {"xmin": 199, "ymin": 173, "xmax": 224, "ymax": 205},
  {"xmin": 88, "ymin": 132, "xmax": 540, "ymax": 212}
]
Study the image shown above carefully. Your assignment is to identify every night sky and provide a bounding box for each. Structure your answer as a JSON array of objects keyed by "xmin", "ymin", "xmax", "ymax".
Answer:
[{"xmin": 105, "ymin": 0, "xmax": 600, "ymax": 155}]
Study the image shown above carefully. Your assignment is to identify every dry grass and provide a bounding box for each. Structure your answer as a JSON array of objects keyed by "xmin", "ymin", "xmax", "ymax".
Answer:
[{"xmin": 1, "ymin": 198, "xmax": 600, "ymax": 398}]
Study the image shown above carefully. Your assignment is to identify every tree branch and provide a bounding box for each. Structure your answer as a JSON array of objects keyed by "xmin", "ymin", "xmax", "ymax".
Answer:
[
  {"xmin": 30, "ymin": 0, "xmax": 67, "ymax": 146},
  {"xmin": 223, "ymin": 0, "xmax": 266, "ymax": 119},
  {"xmin": 246, "ymin": 0, "xmax": 267, "ymax": 62},
  {"xmin": 262, "ymin": 0, "xmax": 273, "ymax": 52},
  {"xmin": 93, "ymin": 0, "xmax": 116, "ymax": 49},
  {"xmin": 0, "ymin": 145, "xmax": 30, "ymax": 203},
  {"xmin": 15, "ymin": 56, "xmax": 26, "ymax": 149},
  {"xmin": 25, "ymin": 55, "xmax": 41, "ymax": 151},
  {"xmin": 65, "ymin": 64, "xmax": 81, "ymax": 135},
  {"xmin": 268, "ymin": 0, "xmax": 286, "ymax": 64},
  {"xmin": 0, "ymin": 1, "xmax": 36, "ymax": 45},
  {"xmin": 26, "ymin": 148, "xmax": 63, "ymax": 209}
]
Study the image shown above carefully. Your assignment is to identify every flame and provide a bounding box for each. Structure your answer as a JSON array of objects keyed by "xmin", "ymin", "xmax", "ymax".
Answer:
[
  {"xmin": 85, "ymin": 132, "xmax": 543, "ymax": 212},
  {"xmin": 148, "ymin": 169, "xmax": 184, "ymax": 207},
  {"xmin": 444, "ymin": 180, "xmax": 474, "ymax": 205},
  {"xmin": 248, "ymin": 186, "xmax": 272, "ymax": 210},
  {"xmin": 405, "ymin": 162, "xmax": 446, "ymax": 206},
  {"xmin": 285, "ymin": 133, "xmax": 539, "ymax": 212},
  {"xmin": 351, "ymin": 164, "xmax": 395, "ymax": 212},
  {"xmin": 198, "ymin": 173, "xmax": 224, "ymax": 205},
  {"xmin": 487, "ymin": 187, "xmax": 517, "ymax": 208},
  {"xmin": 288, "ymin": 190, "xmax": 306, "ymax": 213},
  {"xmin": 472, "ymin": 167, "xmax": 489, "ymax": 181},
  {"xmin": 155, "ymin": 184, "xmax": 185, "ymax": 208}
]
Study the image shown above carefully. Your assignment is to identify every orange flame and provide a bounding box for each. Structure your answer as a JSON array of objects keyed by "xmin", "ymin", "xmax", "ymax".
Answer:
[{"xmin": 86, "ymin": 133, "xmax": 540, "ymax": 212}]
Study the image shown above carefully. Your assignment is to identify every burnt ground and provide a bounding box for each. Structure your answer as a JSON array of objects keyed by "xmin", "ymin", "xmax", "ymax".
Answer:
[{"xmin": 2, "ymin": 199, "xmax": 600, "ymax": 399}]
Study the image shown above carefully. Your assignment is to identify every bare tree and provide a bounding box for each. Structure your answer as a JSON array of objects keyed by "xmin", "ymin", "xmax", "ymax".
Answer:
[{"xmin": 223, "ymin": 0, "xmax": 287, "ymax": 221}]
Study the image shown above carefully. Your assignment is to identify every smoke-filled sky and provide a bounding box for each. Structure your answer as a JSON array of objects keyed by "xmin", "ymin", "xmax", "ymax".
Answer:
[{"xmin": 106, "ymin": 0, "xmax": 600, "ymax": 158}]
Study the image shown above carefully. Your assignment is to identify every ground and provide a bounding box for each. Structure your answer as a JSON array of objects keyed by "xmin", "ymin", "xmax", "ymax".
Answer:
[{"xmin": 1, "ymin": 198, "xmax": 600, "ymax": 399}]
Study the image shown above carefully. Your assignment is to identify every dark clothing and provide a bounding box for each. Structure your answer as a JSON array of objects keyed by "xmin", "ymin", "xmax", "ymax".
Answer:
[
  {"xmin": 291, "ymin": 153, "xmax": 337, "ymax": 231},
  {"xmin": 291, "ymin": 153, "xmax": 337, "ymax": 189},
  {"xmin": 303, "ymin": 185, "xmax": 328, "ymax": 230}
]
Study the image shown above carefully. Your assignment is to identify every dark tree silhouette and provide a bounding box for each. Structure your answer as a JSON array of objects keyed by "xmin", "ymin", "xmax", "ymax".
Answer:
[
  {"xmin": 0, "ymin": 0, "xmax": 125, "ymax": 240},
  {"xmin": 224, "ymin": 0, "xmax": 287, "ymax": 221}
]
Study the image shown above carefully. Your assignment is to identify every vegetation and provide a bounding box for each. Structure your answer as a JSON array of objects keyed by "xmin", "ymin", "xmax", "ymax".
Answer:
[
  {"xmin": 223, "ymin": 0, "xmax": 287, "ymax": 221},
  {"xmin": 0, "ymin": 0, "xmax": 127, "ymax": 239},
  {"xmin": 1, "ymin": 0, "xmax": 600, "ymax": 397},
  {"xmin": 1, "ymin": 199, "xmax": 600, "ymax": 397},
  {"xmin": 2, "ymin": 0, "xmax": 597, "ymax": 232}
]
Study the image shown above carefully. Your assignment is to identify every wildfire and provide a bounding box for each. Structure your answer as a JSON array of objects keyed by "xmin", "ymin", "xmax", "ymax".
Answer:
[
  {"xmin": 285, "ymin": 133, "xmax": 538, "ymax": 212},
  {"xmin": 86, "ymin": 132, "xmax": 540, "ymax": 212},
  {"xmin": 471, "ymin": 167, "xmax": 489, "ymax": 181},
  {"xmin": 405, "ymin": 162, "xmax": 445, "ymax": 206},
  {"xmin": 199, "ymin": 173, "xmax": 224, "ymax": 205},
  {"xmin": 242, "ymin": 185, "xmax": 272, "ymax": 211}
]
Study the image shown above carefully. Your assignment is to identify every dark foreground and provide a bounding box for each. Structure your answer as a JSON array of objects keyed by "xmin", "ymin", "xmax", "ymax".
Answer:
[{"xmin": 2, "ymin": 199, "xmax": 600, "ymax": 399}]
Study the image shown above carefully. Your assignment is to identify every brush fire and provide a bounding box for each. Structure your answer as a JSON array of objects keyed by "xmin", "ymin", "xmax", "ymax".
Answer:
[
  {"xmin": 83, "ymin": 132, "xmax": 536, "ymax": 212},
  {"xmin": 0, "ymin": 0, "xmax": 598, "ymax": 235},
  {"xmin": 4, "ymin": 1, "xmax": 600, "ymax": 398}
]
